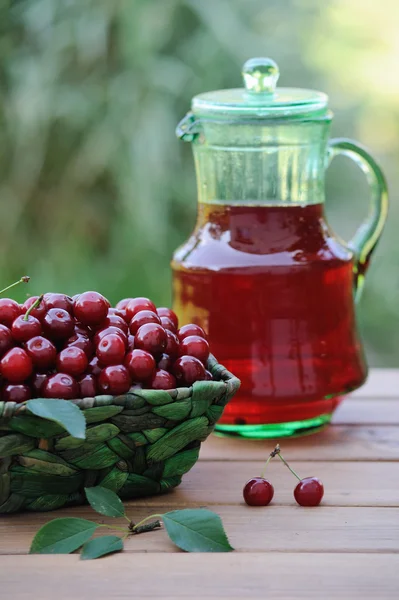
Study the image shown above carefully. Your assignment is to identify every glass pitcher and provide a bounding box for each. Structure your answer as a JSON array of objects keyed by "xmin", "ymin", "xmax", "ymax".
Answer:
[{"xmin": 173, "ymin": 58, "xmax": 388, "ymax": 439}]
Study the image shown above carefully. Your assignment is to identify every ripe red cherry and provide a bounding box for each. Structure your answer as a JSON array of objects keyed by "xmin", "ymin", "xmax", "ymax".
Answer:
[
  {"xmin": 43, "ymin": 373, "xmax": 79, "ymax": 399},
  {"xmin": 43, "ymin": 308, "xmax": 74, "ymax": 340},
  {"xmin": 73, "ymin": 291, "xmax": 109, "ymax": 326},
  {"xmin": 173, "ymin": 355, "xmax": 206, "ymax": 386},
  {"xmin": 126, "ymin": 297, "xmax": 157, "ymax": 321},
  {"xmin": 94, "ymin": 326, "xmax": 128, "ymax": 348},
  {"xmin": 79, "ymin": 374, "xmax": 98, "ymax": 398},
  {"xmin": 124, "ymin": 349, "xmax": 156, "ymax": 382},
  {"xmin": 180, "ymin": 335, "xmax": 209, "ymax": 364},
  {"xmin": 87, "ymin": 356, "xmax": 101, "ymax": 377},
  {"xmin": 128, "ymin": 335, "xmax": 135, "ymax": 350},
  {"xmin": 157, "ymin": 353, "xmax": 173, "ymax": 371},
  {"xmin": 22, "ymin": 296, "xmax": 47, "ymax": 320},
  {"xmin": 149, "ymin": 369, "xmax": 176, "ymax": 390},
  {"xmin": 129, "ymin": 310, "xmax": 161, "ymax": 335},
  {"xmin": 294, "ymin": 477, "xmax": 324, "ymax": 507},
  {"xmin": 44, "ymin": 293, "xmax": 74, "ymax": 314},
  {"xmin": 65, "ymin": 334, "xmax": 94, "ymax": 359},
  {"xmin": 177, "ymin": 324, "xmax": 207, "ymax": 341},
  {"xmin": 115, "ymin": 298, "xmax": 133, "ymax": 312},
  {"xmin": 98, "ymin": 314, "xmax": 129, "ymax": 334},
  {"xmin": 0, "ymin": 324, "xmax": 13, "ymax": 358},
  {"xmin": 96, "ymin": 333, "xmax": 126, "ymax": 366},
  {"xmin": 56, "ymin": 347, "xmax": 88, "ymax": 377},
  {"xmin": 243, "ymin": 477, "xmax": 274, "ymax": 506},
  {"xmin": 2, "ymin": 384, "xmax": 31, "ymax": 403},
  {"xmin": 205, "ymin": 370, "xmax": 213, "ymax": 381},
  {"xmin": 74, "ymin": 323, "xmax": 93, "ymax": 337},
  {"xmin": 11, "ymin": 314, "xmax": 42, "ymax": 342},
  {"xmin": 0, "ymin": 348, "xmax": 33, "ymax": 383},
  {"xmin": 159, "ymin": 316, "xmax": 176, "ymax": 332},
  {"xmin": 31, "ymin": 372, "xmax": 48, "ymax": 396},
  {"xmin": 0, "ymin": 299, "xmax": 21, "ymax": 327},
  {"xmin": 165, "ymin": 330, "xmax": 179, "ymax": 357},
  {"xmin": 98, "ymin": 365, "xmax": 131, "ymax": 395},
  {"xmin": 25, "ymin": 336, "xmax": 57, "ymax": 370},
  {"xmin": 134, "ymin": 323, "xmax": 167, "ymax": 357},
  {"xmin": 156, "ymin": 307, "xmax": 178, "ymax": 329},
  {"xmin": 107, "ymin": 308, "xmax": 126, "ymax": 319}
]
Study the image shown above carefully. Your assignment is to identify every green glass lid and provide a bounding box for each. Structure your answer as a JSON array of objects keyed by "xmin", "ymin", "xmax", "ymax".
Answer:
[{"xmin": 191, "ymin": 58, "xmax": 328, "ymax": 119}]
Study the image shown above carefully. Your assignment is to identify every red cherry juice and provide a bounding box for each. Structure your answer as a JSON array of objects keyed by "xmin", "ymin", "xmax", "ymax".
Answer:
[{"xmin": 172, "ymin": 202, "xmax": 367, "ymax": 431}]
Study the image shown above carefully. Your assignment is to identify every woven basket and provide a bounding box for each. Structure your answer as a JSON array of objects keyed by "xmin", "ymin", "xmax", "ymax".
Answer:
[{"xmin": 0, "ymin": 355, "xmax": 239, "ymax": 513}]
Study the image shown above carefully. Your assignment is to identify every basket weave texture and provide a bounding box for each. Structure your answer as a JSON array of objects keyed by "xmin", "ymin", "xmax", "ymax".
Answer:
[{"xmin": 0, "ymin": 355, "xmax": 239, "ymax": 513}]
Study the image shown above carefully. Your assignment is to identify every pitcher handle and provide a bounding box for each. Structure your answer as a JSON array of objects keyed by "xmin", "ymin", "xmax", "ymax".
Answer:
[
  {"xmin": 328, "ymin": 138, "xmax": 388, "ymax": 301},
  {"xmin": 176, "ymin": 112, "xmax": 201, "ymax": 142}
]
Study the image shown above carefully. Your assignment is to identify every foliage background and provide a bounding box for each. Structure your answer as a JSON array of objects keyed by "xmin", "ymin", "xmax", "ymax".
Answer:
[{"xmin": 0, "ymin": 0, "xmax": 397, "ymax": 366}]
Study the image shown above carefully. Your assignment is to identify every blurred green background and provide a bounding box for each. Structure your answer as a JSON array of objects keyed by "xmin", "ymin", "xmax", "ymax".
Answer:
[{"xmin": 0, "ymin": 0, "xmax": 397, "ymax": 366}]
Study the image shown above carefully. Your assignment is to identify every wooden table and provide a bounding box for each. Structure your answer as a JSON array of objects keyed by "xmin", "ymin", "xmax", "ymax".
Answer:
[{"xmin": 1, "ymin": 369, "xmax": 399, "ymax": 599}]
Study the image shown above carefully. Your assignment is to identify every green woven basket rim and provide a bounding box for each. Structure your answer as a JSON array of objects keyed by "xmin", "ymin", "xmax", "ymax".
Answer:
[{"xmin": 0, "ymin": 354, "xmax": 240, "ymax": 419}]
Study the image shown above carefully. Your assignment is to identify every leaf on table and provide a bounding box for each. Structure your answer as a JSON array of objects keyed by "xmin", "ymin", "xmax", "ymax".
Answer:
[
  {"xmin": 162, "ymin": 508, "xmax": 234, "ymax": 553},
  {"xmin": 26, "ymin": 398, "xmax": 86, "ymax": 439},
  {"xmin": 85, "ymin": 486, "xmax": 125, "ymax": 518},
  {"xmin": 80, "ymin": 535, "xmax": 123, "ymax": 560},
  {"xmin": 30, "ymin": 518, "xmax": 97, "ymax": 554}
]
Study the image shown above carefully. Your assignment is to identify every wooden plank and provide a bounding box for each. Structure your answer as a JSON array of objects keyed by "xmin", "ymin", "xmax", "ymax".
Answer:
[
  {"xmin": 117, "ymin": 460, "xmax": 399, "ymax": 508},
  {"xmin": 200, "ymin": 425, "xmax": 399, "ymax": 461},
  {"xmin": 1, "ymin": 461, "xmax": 396, "ymax": 515},
  {"xmin": 1, "ymin": 553, "xmax": 398, "ymax": 599},
  {"xmin": 351, "ymin": 369, "xmax": 399, "ymax": 398},
  {"xmin": 1, "ymin": 505, "xmax": 398, "ymax": 556},
  {"xmin": 333, "ymin": 398, "xmax": 399, "ymax": 425}
]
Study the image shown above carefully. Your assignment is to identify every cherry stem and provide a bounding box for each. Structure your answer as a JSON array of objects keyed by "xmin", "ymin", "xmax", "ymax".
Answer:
[
  {"xmin": 23, "ymin": 294, "xmax": 44, "ymax": 321},
  {"xmin": 260, "ymin": 444, "xmax": 282, "ymax": 478},
  {"xmin": 0, "ymin": 276, "xmax": 30, "ymax": 297},
  {"xmin": 275, "ymin": 446, "xmax": 301, "ymax": 481},
  {"xmin": 129, "ymin": 513, "xmax": 162, "ymax": 532},
  {"xmin": 132, "ymin": 520, "xmax": 162, "ymax": 535}
]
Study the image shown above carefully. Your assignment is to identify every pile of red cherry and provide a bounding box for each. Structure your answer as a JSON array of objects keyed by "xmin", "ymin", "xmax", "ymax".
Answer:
[{"xmin": 0, "ymin": 289, "xmax": 212, "ymax": 403}]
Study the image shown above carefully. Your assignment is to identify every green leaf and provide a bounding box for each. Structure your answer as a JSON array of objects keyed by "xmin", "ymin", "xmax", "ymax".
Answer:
[
  {"xmin": 26, "ymin": 399, "xmax": 86, "ymax": 439},
  {"xmin": 30, "ymin": 518, "xmax": 97, "ymax": 554},
  {"xmin": 162, "ymin": 509, "xmax": 234, "ymax": 553},
  {"xmin": 85, "ymin": 486, "xmax": 125, "ymax": 518},
  {"xmin": 80, "ymin": 535, "xmax": 123, "ymax": 560}
]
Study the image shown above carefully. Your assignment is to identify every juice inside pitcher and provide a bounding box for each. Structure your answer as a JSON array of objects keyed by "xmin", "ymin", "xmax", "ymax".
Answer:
[{"xmin": 172, "ymin": 201, "xmax": 367, "ymax": 437}]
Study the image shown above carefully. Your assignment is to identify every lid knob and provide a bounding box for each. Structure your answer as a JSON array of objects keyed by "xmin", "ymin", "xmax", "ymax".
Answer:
[{"xmin": 242, "ymin": 57, "xmax": 279, "ymax": 94}]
